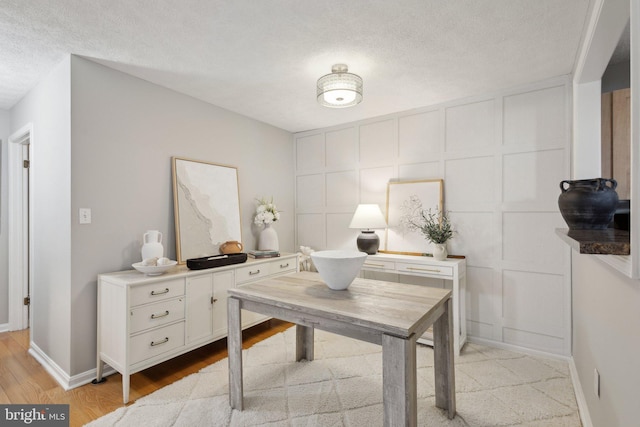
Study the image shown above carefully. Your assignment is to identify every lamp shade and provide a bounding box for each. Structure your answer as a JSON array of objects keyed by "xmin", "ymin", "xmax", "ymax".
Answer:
[
  {"xmin": 349, "ymin": 204, "xmax": 387, "ymax": 230},
  {"xmin": 317, "ymin": 64, "xmax": 363, "ymax": 108}
]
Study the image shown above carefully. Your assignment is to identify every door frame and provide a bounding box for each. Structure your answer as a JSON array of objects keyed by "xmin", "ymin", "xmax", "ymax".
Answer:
[{"xmin": 8, "ymin": 123, "xmax": 33, "ymax": 331}]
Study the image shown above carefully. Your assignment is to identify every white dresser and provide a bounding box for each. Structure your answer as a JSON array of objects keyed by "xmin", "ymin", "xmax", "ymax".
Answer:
[
  {"xmin": 360, "ymin": 253, "xmax": 467, "ymax": 355},
  {"xmin": 95, "ymin": 253, "xmax": 298, "ymax": 403}
]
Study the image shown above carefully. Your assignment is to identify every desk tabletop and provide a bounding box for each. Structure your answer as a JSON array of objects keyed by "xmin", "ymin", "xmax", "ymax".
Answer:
[{"xmin": 228, "ymin": 271, "xmax": 451, "ymax": 338}]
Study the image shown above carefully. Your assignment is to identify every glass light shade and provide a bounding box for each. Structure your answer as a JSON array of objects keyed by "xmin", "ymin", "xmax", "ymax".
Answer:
[
  {"xmin": 317, "ymin": 64, "xmax": 363, "ymax": 108},
  {"xmin": 349, "ymin": 204, "xmax": 387, "ymax": 230},
  {"xmin": 322, "ymin": 88, "xmax": 357, "ymax": 105}
]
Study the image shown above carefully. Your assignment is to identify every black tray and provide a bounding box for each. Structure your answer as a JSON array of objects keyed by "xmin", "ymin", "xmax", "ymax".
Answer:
[{"xmin": 186, "ymin": 253, "xmax": 248, "ymax": 270}]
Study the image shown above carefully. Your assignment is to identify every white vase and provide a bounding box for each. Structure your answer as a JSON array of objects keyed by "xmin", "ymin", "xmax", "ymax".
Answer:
[
  {"xmin": 258, "ymin": 223, "xmax": 279, "ymax": 251},
  {"xmin": 433, "ymin": 243, "xmax": 448, "ymax": 261},
  {"xmin": 141, "ymin": 230, "xmax": 164, "ymax": 260}
]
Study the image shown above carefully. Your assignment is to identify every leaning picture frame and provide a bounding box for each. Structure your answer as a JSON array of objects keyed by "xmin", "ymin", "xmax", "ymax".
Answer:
[
  {"xmin": 172, "ymin": 157, "xmax": 242, "ymax": 264},
  {"xmin": 385, "ymin": 179, "xmax": 444, "ymax": 254}
]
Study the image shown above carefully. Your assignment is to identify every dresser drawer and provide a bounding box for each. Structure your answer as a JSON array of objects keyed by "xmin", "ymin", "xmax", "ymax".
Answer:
[
  {"xmin": 269, "ymin": 258, "xmax": 296, "ymax": 275},
  {"xmin": 235, "ymin": 264, "xmax": 269, "ymax": 284},
  {"xmin": 130, "ymin": 297, "xmax": 185, "ymax": 334},
  {"xmin": 130, "ymin": 321, "xmax": 185, "ymax": 365},
  {"xmin": 362, "ymin": 258, "xmax": 396, "ymax": 271},
  {"xmin": 396, "ymin": 262, "xmax": 453, "ymax": 278},
  {"xmin": 130, "ymin": 279, "xmax": 185, "ymax": 306}
]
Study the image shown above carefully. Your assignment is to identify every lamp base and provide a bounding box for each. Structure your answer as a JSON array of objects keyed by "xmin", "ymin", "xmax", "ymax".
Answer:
[{"xmin": 357, "ymin": 230, "xmax": 380, "ymax": 255}]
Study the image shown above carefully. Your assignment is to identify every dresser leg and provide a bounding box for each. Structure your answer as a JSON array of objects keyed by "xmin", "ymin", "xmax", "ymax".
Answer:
[
  {"xmin": 96, "ymin": 363, "xmax": 103, "ymax": 381},
  {"xmin": 123, "ymin": 374, "xmax": 130, "ymax": 404}
]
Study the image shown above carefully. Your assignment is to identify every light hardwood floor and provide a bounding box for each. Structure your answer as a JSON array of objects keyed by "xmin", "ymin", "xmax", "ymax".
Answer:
[{"xmin": 0, "ymin": 320, "xmax": 292, "ymax": 427}]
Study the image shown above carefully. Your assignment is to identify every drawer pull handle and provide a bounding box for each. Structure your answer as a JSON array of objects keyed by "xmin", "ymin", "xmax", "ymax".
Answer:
[
  {"xmin": 150, "ymin": 288, "xmax": 170, "ymax": 296},
  {"xmin": 406, "ymin": 267, "xmax": 441, "ymax": 273},
  {"xmin": 211, "ymin": 297, "xmax": 218, "ymax": 304},
  {"xmin": 150, "ymin": 310, "xmax": 169, "ymax": 319},
  {"xmin": 280, "ymin": 263, "xmax": 289, "ymax": 268},
  {"xmin": 364, "ymin": 263, "xmax": 386, "ymax": 268},
  {"xmin": 249, "ymin": 269, "xmax": 261, "ymax": 275},
  {"xmin": 150, "ymin": 337, "xmax": 169, "ymax": 347}
]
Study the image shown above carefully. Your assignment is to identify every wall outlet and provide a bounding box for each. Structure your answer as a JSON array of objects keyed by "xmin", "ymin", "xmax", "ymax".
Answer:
[
  {"xmin": 79, "ymin": 208, "xmax": 92, "ymax": 224},
  {"xmin": 594, "ymin": 368, "xmax": 600, "ymax": 398}
]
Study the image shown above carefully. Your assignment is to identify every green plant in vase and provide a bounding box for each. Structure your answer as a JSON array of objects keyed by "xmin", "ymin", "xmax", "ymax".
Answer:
[{"xmin": 400, "ymin": 195, "xmax": 454, "ymax": 260}]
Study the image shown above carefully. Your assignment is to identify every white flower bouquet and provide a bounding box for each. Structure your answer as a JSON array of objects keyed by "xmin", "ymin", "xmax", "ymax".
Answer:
[{"xmin": 254, "ymin": 197, "xmax": 281, "ymax": 226}]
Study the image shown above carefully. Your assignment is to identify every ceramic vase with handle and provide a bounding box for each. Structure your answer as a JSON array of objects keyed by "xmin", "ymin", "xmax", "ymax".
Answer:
[
  {"xmin": 258, "ymin": 224, "xmax": 279, "ymax": 251},
  {"xmin": 558, "ymin": 178, "xmax": 618, "ymax": 230},
  {"xmin": 433, "ymin": 243, "xmax": 448, "ymax": 261},
  {"xmin": 141, "ymin": 230, "xmax": 164, "ymax": 260}
]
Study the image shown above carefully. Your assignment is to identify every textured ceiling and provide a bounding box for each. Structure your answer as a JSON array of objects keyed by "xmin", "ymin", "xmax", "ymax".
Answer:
[{"xmin": 1, "ymin": 1, "xmax": 593, "ymax": 132}]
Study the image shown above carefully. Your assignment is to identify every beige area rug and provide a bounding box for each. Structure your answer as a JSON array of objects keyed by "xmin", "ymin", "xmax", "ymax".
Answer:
[{"xmin": 86, "ymin": 328, "xmax": 581, "ymax": 426}]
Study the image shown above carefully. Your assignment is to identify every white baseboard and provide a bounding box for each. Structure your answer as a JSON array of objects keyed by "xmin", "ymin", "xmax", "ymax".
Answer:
[
  {"xmin": 0, "ymin": 323, "xmax": 9, "ymax": 333},
  {"xmin": 28, "ymin": 341, "xmax": 116, "ymax": 390},
  {"xmin": 28, "ymin": 342, "xmax": 72, "ymax": 390},
  {"xmin": 568, "ymin": 357, "xmax": 594, "ymax": 427}
]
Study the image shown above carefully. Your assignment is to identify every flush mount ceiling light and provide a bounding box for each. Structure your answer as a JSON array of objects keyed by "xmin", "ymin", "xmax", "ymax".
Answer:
[{"xmin": 317, "ymin": 64, "xmax": 363, "ymax": 108}]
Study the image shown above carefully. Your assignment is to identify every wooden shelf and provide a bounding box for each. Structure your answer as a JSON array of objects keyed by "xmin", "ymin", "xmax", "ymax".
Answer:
[{"xmin": 556, "ymin": 228, "xmax": 630, "ymax": 255}]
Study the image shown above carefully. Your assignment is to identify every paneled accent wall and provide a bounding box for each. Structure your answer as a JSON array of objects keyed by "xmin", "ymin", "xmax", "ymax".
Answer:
[{"xmin": 294, "ymin": 77, "xmax": 571, "ymax": 355}]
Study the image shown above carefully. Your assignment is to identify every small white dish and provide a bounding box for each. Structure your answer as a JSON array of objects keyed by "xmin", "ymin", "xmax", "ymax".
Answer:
[
  {"xmin": 132, "ymin": 260, "xmax": 177, "ymax": 276},
  {"xmin": 310, "ymin": 250, "xmax": 367, "ymax": 290}
]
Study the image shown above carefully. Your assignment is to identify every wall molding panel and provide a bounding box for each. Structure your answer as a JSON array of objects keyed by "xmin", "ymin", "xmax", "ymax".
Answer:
[{"xmin": 294, "ymin": 76, "xmax": 572, "ymax": 355}]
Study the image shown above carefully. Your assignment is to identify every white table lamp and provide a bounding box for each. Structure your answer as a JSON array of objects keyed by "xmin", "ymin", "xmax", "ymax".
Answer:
[{"xmin": 349, "ymin": 204, "xmax": 387, "ymax": 254}]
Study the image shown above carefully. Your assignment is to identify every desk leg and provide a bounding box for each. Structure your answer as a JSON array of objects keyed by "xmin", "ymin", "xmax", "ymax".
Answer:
[
  {"xmin": 459, "ymin": 274, "xmax": 467, "ymax": 350},
  {"xmin": 434, "ymin": 297, "xmax": 456, "ymax": 419},
  {"xmin": 382, "ymin": 334, "xmax": 417, "ymax": 427},
  {"xmin": 228, "ymin": 297, "xmax": 243, "ymax": 410},
  {"xmin": 452, "ymin": 276, "xmax": 460, "ymax": 357},
  {"xmin": 296, "ymin": 325, "xmax": 314, "ymax": 361}
]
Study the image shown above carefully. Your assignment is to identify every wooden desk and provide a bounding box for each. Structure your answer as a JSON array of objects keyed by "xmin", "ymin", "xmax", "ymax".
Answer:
[{"xmin": 227, "ymin": 271, "xmax": 456, "ymax": 426}]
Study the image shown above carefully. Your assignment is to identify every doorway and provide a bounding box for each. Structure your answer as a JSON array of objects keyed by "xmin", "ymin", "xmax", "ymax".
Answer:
[{"xmin": 8, "ymin": 124, "xmax": 32, "ymax": 331}]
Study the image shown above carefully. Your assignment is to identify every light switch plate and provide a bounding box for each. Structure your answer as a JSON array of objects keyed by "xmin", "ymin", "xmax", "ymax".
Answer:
[{"xmin": 79, "ymin": 208, "xmax": 91, "ymax": 224}]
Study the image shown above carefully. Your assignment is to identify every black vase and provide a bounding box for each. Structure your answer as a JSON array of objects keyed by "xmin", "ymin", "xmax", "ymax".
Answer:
[{"xmin": 558, "ymin": 178, "xmax": 619, "ymax": 230}]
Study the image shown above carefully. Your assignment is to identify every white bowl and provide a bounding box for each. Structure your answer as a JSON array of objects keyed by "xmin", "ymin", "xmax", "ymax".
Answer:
[
  {"xmin": 310, "ymin": 250, "xmax": 368, "ymax": 290},
  {"xmin": 132, "ymin": 260, "xmax": 178, "ymax": 276}
]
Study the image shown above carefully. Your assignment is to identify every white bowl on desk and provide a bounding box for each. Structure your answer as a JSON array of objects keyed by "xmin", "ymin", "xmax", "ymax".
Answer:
[{"xmin": 310, "ymin": 250, "xmax": 367, "ymax": 290}]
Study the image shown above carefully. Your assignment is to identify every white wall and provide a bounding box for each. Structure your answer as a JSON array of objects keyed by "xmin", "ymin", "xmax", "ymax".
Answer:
[
  {"xmin": 0, "ymin": 108, "xmax": 10, "ymax": 328},
  {"xmin": 573, "ymin": 80, "xmax": 603, "ymax": 179},
  {"xmin": 569, "ymin": 1, "xmax": 640, "ymax": 425},
  {"xmin": 67, "ymin": 56, "xmax": 293, "ymax": 376},
  {"xmin": 294, "ymin": 77, "xmax": 572, "ymax": 355},
  {"xmin": 6, "ymin": 55, "xmax": 293, "ymax": 381},
  {"xmin": 572, "ymin": 254, "xmax": 640, "ymax": 426},
  {"xmin": 10, "ymin": 57, "xmax": 73, "ymax": 373}
]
